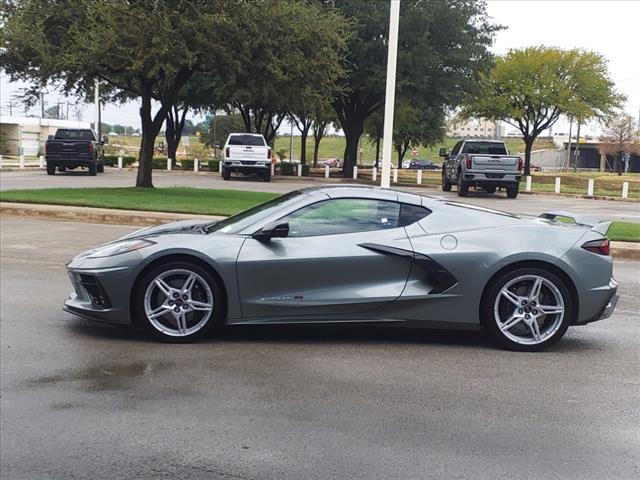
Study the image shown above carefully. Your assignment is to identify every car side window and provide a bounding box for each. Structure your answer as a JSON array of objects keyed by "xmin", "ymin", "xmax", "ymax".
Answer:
[
  {"xmin": 398, "ymin": 204, "xmax": 431, "ymax": 226},
  {"xmin": 450, "ymin": 141, "xmax": 463, "ymax": 156},
  {"xmin": 283, "ymin": 199, "xmax": 401, "ymax": 237}
]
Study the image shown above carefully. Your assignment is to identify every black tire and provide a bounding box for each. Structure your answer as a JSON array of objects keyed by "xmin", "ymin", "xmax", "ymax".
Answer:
[
  {"xmin": 134, "ymin": 261, "xmax": 225, "ymax": 343},
  {"xmin": 263, "ymin": 169, "xmax": 272, "ymax": 182},
  {"xmin": 222, "ymin": 167, "xmax": 231, "ymax": 180},
  {"xmin": 457, "ymin": 180, "xmax": 469, "ymax": 197},
  {"xmin": 483, "ymin": 185, "xmax": 496, "ymax": 194},
  {"xmin": 46, "ymin": 163, "xmax": 56, "ymax": 175},
  {"xmin": 506, "ymin": 184, "xmax": 519, "ymax": 198},
  {"xmin": 481, "ymin": 267, "xmax": 573, "ymax": 352},
  {"xmin": 442, "ymin": 167, "xmax": 452, "ymax": 191},
  {"xmin": 88, "ymin": 163, "xmax": 97, "ymax": 176},
  {"xmin": 59, "ymin": 165, "xmax": 66, "ymax": 173},
  {"xmin": 97, "ymin": 162, "xmax": 104, "ymax": 173}
]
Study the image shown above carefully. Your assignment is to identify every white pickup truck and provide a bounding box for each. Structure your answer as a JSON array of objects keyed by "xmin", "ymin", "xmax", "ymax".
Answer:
[
  {"xmin": 440, "ymin": 139, "xmax": 523, "ymax": 198},
  {"xmin": 222, "ymin": 133, "xmax": 272, "ymax": 182}
]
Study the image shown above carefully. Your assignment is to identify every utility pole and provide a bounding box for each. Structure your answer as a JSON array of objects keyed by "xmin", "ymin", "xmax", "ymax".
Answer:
[
  {"xmin": 289, "ymin": 120, "xmax": 294, "ymax": 163},
  {"xmin": 94, "ymin": 79, "xmax": 101, "ymax": 138},
  {"xmin": 573, "ymin": 120, "xmax": 581, "ymax": 173},
  {"xmin": 40, "ymin": 91, "xmax": 45, "ymax": 118},
  {"xmin": 380, "ymin": 0, "xmax": 401, "ymax": 188},
  {"xmin": 565, "ymin": 117, "xmax": 573, "ymax": 170}
]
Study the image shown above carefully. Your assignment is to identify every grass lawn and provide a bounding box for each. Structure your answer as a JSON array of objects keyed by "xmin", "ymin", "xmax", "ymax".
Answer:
[
  {"xmin": 0, "ymin": 187, "xmax": 278, "ymax": 217},
  {"xmin": 1, "ymin": 186, "xmax": 638, "ymax": 241}
]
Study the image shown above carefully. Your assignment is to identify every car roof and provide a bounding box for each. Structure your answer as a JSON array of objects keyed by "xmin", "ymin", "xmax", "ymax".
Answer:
[
  {"xmin": 297, "ymin": 184, "xmax": 426, "ymax": 205},
  {"xmin": 229, "ymin": 133, "xmax": 264, "ymax": 136},
  {"xmin": 462, "ymin": 138, "xmax": 504, "ymax": 143}
]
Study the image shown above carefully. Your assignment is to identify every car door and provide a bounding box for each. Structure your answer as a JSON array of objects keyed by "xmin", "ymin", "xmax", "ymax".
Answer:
[
  {"xmin": 235, "ymin": 198, "xmax": 414, "ymax": 319},
  {"xmin": 446, "ymin": 141, "xmax": 463, "ymax": 178}
]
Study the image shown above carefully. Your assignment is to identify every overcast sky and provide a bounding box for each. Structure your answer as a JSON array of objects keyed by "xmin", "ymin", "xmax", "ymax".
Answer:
[{"xmin": 1, "ymin": 0, "xmax": 639, "ymax": 134}]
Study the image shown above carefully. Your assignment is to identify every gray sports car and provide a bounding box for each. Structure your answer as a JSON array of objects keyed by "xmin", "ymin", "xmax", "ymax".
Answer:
[{"xmin": 65, "ymin": 185, "xmax": 618, "ymax": 351}]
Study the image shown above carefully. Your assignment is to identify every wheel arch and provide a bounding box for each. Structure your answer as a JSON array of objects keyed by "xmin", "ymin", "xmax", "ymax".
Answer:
[
  {"xmin": 479, "ymin": 259, "xmax": 579, "ymax": 325},
  {"xmin": 129, "ymin": 252, "xmax": 229, "ymax": 325}
]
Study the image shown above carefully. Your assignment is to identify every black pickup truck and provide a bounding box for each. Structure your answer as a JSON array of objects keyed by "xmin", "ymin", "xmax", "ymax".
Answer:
[{"xmin": 45, "ymin": 129, "xmax": 106, "ymax": 175}]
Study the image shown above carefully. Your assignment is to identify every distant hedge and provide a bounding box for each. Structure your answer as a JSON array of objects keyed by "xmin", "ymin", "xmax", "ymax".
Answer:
[
  {"xmin": 103, "ymin": 155, "xmax": 136, "ymax": 167},
  {"xmin": 279, "ymin": 162, "xmax": 309, "ymax": 176}
]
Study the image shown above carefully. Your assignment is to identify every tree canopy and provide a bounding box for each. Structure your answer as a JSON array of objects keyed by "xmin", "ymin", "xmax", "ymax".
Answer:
[
  {"xmin": 462, "ymin": 46, "xmax": 624, "ymax": 175},
  {"xmin": 331, "ymin": 0, "xmax": 498, "ymax": 176}
]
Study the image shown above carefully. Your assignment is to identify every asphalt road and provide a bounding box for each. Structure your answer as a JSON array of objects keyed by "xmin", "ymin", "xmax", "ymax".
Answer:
[
  {"xmin": 1, "ymin": 216, "xmax": 639, "ymax": 480},
  {"xmin": 2, "ymin": 169, "xmax": 639, "ymax": 223}
]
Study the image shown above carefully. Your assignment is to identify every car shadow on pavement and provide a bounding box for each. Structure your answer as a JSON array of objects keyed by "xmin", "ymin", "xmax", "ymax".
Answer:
[{"xmin": 67, "ymin": 318, "xmax": 489, "ymax": 350}]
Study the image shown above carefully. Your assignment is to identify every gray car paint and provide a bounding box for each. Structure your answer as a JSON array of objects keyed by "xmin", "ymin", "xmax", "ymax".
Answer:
[{"xmin": 65, "ymin": 185, "xmax": 616, "ymax": 329}]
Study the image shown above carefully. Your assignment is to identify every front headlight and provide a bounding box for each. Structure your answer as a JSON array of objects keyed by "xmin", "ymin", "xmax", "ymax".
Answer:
[{"xmin": 87, "ymin": 239, "xmax": 156, "ymax": 258}]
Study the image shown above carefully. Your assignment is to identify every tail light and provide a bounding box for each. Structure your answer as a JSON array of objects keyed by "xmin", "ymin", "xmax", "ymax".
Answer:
[
  {"xmin": 464, "ymin": 154, "xmax": 471, "ymax": 169},
  {"xmin": 582, "ymin": 239, "xmax": 610, "ymax": 256},
  {"xmin": 225, "ymin": 147, "xmax": 230, "ymax": 158},
  {"xmin": 88, "ymin": 142, "xmax": 94, "ymax": 154},
  {"xmin": 518, "ymin": 157, "xmax": 523, "ymax": 172},
  {"xmin": 267, "ymin": 148, "xmax": 271, "ymax": 159}
]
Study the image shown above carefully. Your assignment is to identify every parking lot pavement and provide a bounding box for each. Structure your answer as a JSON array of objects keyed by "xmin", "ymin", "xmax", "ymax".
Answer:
[
  {"xmin": 2, "ymin": 169, "xmax": 639, "ymax": 223},
  {"xmin": 1, "ymin": 216, "xmax": 639, "ymax": 480}
]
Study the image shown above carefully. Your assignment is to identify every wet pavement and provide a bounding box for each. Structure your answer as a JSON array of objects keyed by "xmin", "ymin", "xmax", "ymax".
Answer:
[{"xmin": 1, "ymin": 216, "xmax": 639, "ymax": 479}]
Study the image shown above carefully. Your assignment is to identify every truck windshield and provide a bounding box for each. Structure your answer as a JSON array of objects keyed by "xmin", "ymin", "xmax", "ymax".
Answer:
[
  {"xmin": 54, "ymin": 130, "xmax": 95, "ymax": 140},
  {"xmin": 228, "ymin": 135, "xmax": 266, "ymax": 146},
  {"xmin": 462, "ymin": 142, "xmax": 507, "ymax": 155}
]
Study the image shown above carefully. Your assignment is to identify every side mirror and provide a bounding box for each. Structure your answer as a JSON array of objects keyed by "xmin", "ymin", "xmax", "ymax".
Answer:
[
  {"xmin": 252, "ymin": 221, "xmax": 289, "ymax": 241},
  {"xmin": 102, "ymin": 135, "xmax": 109, "ymax": 144},
  {"xmin": 438, "ymin": 148, "xmax": 449, "ymax": 157}
]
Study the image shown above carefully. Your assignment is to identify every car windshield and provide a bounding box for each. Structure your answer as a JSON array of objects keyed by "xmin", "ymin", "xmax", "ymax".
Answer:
[
  {"xmin": 228, "ymin": 135, "xmax": 266, "ymax": 146},
  {"xmin": 461, "ymin": 142, "xmax": 507, "ymax": 155},
  {"xmin": 205, "ymin": 191, "xmax": 308, "ymax": 234},
  {"xmin": 54, "ymin": 130, "xmax": 95, "ymax": 140}
]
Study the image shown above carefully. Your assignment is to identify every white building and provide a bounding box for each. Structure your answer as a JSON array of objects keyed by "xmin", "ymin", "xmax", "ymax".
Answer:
[
  {"xmin": 447, "ymin": 118, "xmax": 504, "ymax": 138},
  {"xmin": 0, "ymin": 115, "xmax": 91, "ymax": 156}
]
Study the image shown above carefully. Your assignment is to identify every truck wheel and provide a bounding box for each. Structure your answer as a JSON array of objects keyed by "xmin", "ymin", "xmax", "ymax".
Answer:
[
  {"xmin": 46, "ymin": 163, "xmax": 56, "ymax": 175},
  {"xmin": 222, "ymin": 167, "xmax": 231, "ymax": 180},
  {"xmin": 59, "ymin": 165, "xmax": 66, "ymax": 173},
  {"xmin": 441, "ymin": 168, "xmax": 452, "ymax": 192},
  {"xmin": 457, "ymin": 180, "xmax": 469, "ymax": 197},
  {"xmin": 263, "ymin": 169, "xmax": 271, "ymax": 182},
  {"xmin": 88, "ymin": 163, "xmax": 97, "ymax": 176},
  {"xmin": 507, "ymin": 185, "xmax": 519, "ymax": 199},
  {"xmin": 97, "ymin": 162, "xmax": 104, "ymax": 173}
]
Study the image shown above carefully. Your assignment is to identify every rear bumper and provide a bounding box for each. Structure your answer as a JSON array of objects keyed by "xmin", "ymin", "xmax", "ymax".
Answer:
[
  {"xmin": 46, "ymin": 155, "xmax": 98, "ymax": 166},
  {"xmin": 575, "ymin": 277, "xmax": 619, "ymax": 325},
  {"xmin": 463, "ymin": 171, "xmax": 520, "ymax": 184}
]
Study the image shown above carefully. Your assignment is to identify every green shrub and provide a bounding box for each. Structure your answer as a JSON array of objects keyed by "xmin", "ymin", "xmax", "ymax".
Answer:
[
  {"xmin": 180, "ymin": 159, "xmax": 194, "ymax": 170},
  {"xmin": 208, "ymin": 159, "xmax": 221, "ymax": 171},
  {"xmin": 153, "ymin": 157, "xmax": 167, "ymax": 169},
  {"xmin": 279, "ymin": 162, "xmax": 309, "ymax": 176},
  {"xmin": 103, "ymin": 155, "xmax": 136, "ymax": 167}
]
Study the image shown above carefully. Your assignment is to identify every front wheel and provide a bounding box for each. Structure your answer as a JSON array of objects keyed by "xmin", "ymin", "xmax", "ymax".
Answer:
[
  {"xmin": 481, "ymin": 268, "xmax": 573, "ymax": 351},
  {"xmin": 442, "ymin": 168, "xmax": 452, "ymax": 191},
  {"xmin": 135, "ymin": 261, "xmax": 224, "ymax": 342}
]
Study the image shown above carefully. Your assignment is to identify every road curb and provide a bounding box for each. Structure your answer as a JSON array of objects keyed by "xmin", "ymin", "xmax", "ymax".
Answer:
[
  {"xmin": 2, "ymin": 201, "xmax": 638, "ymax": 260},
  {"xmin": 0, "ymin": 202, "xmax": 222, "ymax": 227}
]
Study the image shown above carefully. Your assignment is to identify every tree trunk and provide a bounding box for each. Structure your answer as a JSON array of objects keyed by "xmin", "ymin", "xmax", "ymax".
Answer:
[
  {"xmin": 165, "ymin": 106, "xmax": 188, "ymax": 166},
  {"xmin": 136, "ymin": 92, "xmax": 166, "ymax": 188},
  {"xmin": 375, "ymin": 136, "xmax": 381, "ymax": 169},
  {"xmin": 341, "ymin": 121, "xmax": 363, "ymax": 178},
  {"xmin": 523, "ymin": 136, "xmax": 534, "ymax": 177},
  {"xmin": 300, "ymin": 125, "xmax": 311, "ymax": 165}
]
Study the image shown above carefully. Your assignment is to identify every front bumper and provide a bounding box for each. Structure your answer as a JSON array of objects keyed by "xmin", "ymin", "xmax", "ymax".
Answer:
[{"xmin": 65, "ymin": 267, "xmax": 133, "ymax": 325}]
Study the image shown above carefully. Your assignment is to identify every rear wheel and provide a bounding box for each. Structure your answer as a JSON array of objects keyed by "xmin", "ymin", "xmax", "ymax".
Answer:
[
  {"xmin": 97, "ymin": 162, "xmax": 104, "ymax": 173},
  {"xmin": 481, "ymin": 268, "xmax": 572, "ymax": 351},
  {"xmin": 88, "ymin": 163, "xmax": 97, "ymax": 176},
  {"xmin": 135, "ymin": 261, "xmax": 224, "ymax": 342},
  {"xmin": 457, "ymin": 179, "xmax": 469, "ymax": 197},
  {"xmin": 263, "ymin": 169, "xmax": 271, "ymax": 182},
  {"xmin": 506, "ymin": 184, "xmax": 519, "ymax": 198},
  {"xmin": 46, "ymin": 163, "xmax": 56, "ymax": 175},
  {"xmin": 222, "ymin": 167, "xmax": 231, "ymax": 180},
  {"xmin": 442, "ymin": 168, "xmax": 452, "ymax": 191}
]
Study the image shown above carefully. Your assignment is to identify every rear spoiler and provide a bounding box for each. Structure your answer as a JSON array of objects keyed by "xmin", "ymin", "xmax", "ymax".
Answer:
[{"xmin": 539, "ymin": 211, "xmax": 611, "ymax": 236}]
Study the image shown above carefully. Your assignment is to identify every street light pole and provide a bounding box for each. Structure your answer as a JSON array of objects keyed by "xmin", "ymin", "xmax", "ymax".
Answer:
[
  {"xmin": 380, "ymin": 0, "xmax": 401, "ymax": 189},
  {"xmin": 94, "ymin": 79, "xmax": 101, "ymax": 138}
]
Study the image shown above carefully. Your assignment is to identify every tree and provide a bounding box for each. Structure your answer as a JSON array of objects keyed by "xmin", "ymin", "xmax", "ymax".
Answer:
[
  {"xmin": 290, "ymin": 114, "xmax": 313, "ymax": 165},
  {"xmin": 462, "ymin": 47, "xmax": 624, "ymax": 175},
  {"xmin": 199, "ymin": 114, "xmax": 245, "ymax": 148},
  {"xmin": 1, "ymin": 0, "xmax": 242, "ymax": 187},
  {"xmin": 364, "ymin": 110, "xmax": 384, "ymax": 168},
  {"xmin": 331, "ymin": 0, "xmax": 498, "ymax": 177},
  {"xmin": 210, "ymin": 0, "xmax": 349, "ymax": 144},
  {"xmin": 310, "ymin": 105, "xmax": 338, "ymax": 167},
  {"xmin": 392, "ymin": 102, "xmax": 445, "ymax": 168},
  {"xmin": 600, "ymin": 112, "xmax": 639, "ymax": 174}
]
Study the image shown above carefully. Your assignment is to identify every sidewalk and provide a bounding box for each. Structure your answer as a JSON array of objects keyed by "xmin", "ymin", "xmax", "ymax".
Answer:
[{"xmin": 2, "ymin": 201, "xmax": 638, "ymax": 260}]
